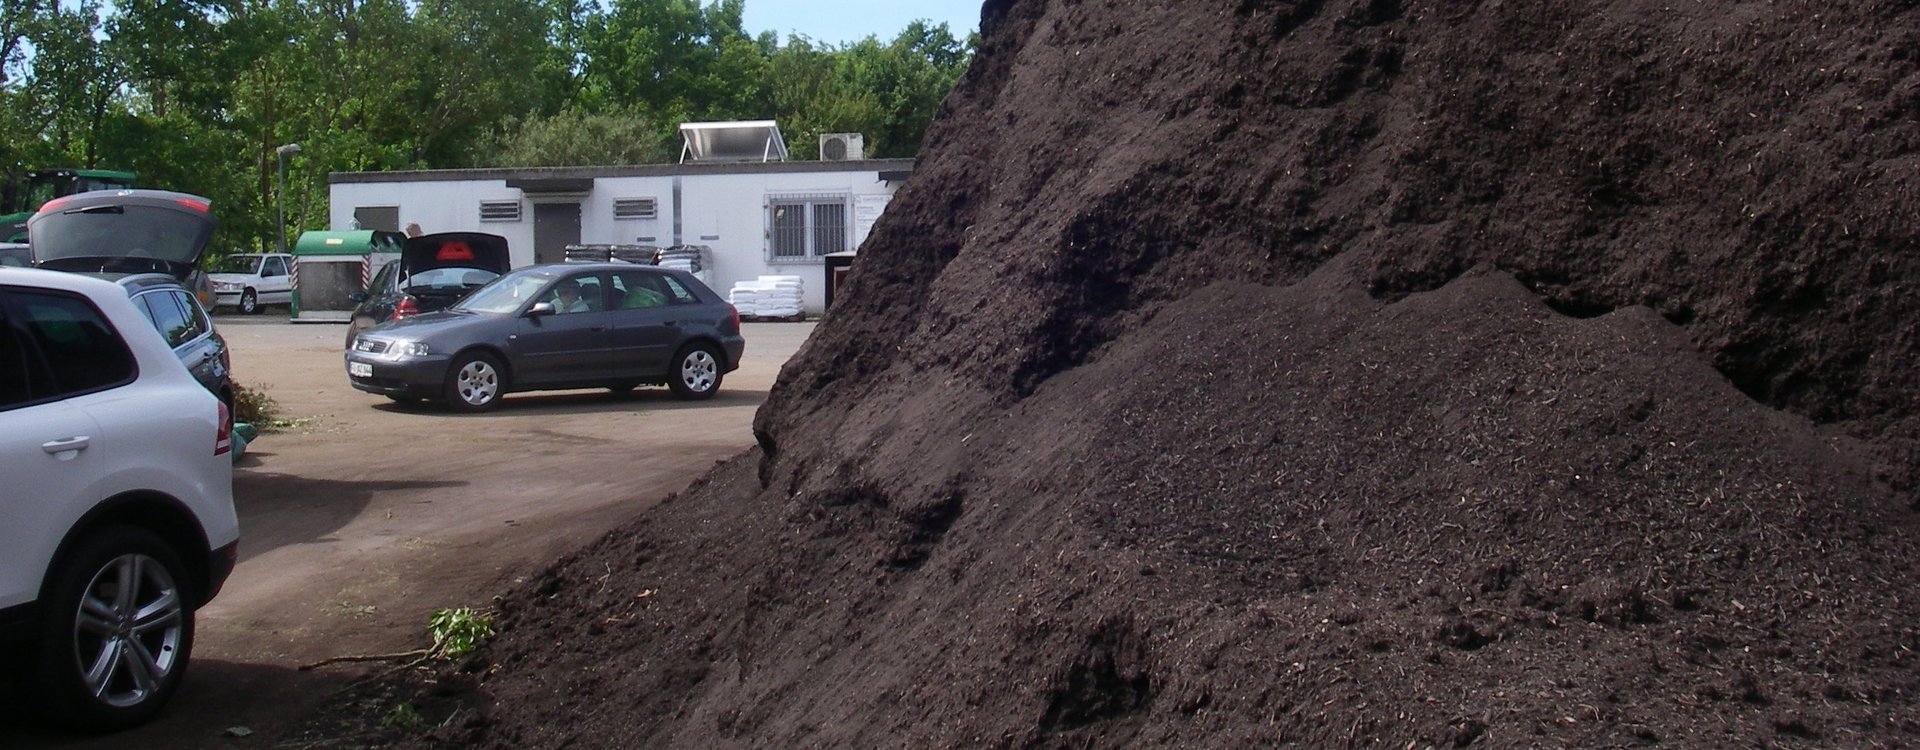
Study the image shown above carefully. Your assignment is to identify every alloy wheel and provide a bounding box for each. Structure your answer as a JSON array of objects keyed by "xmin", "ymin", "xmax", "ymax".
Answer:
[
  {"xmin": 680, "ymin": 350, "xmax": 717, "ymax": 393},
  {"xmin": 456, "ymin": 359, "xmax": 499, "ymax": 406},
  {"xmin": 71, "ymin": 553, "xmax": 185, "ymax": 709}
]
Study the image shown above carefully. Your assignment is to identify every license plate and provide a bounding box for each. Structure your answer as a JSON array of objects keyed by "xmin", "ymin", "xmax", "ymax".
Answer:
[{"xmin": 348, "ymin": 362, "xmax": 373, "ymax": 378}]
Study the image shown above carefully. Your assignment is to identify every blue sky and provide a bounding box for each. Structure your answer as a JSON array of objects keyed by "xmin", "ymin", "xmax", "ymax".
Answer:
[{"xmin": 741, "ymin": 0, "xmax": 981, "ymax": 46}]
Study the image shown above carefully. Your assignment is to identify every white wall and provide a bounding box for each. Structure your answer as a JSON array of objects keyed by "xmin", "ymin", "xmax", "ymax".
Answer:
[
  {"xmin": 329, "ymin": 179, "xmax": 537, "ymax": 264},
  {"xmin": 329, "ymin": 165, "xmax": 900, "ymax": 313}
]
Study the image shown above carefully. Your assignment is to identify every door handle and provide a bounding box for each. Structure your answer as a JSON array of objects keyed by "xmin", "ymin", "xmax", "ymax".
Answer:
[
  {"xmin": 43, "ymin": 436, "xmax": 91, "ymax": 454},
  {"xmin": 590, "ymin": 325, "xmax": 607, "ymax": 332}
]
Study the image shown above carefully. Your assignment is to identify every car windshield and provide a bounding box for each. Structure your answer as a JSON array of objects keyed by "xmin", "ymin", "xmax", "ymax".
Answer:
[
  {"xmin": 404, "ymin": 267, "xmax": 499, "ymax": 290},
  {"xmin": 211, "ymin": 255, "xmax": 262, "ymax": 274},
  {"xmin": 452, "ymin": 272, "xmax": 553, "ymax": 314}
]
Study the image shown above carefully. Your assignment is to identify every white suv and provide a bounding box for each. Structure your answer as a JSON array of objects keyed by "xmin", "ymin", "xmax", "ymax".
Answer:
[{"xmin": 0, "ymin": 267, "xmax": 239, "ymax": 731}]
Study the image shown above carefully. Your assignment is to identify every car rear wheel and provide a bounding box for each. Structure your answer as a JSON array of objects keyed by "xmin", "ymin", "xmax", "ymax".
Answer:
[
  {"xmin": 31, "ymin": 526, "xmax": 195, "ymax": 732},
  {"xmin": 238, "ymin": 289, "xmax": 259, "ymax": 315},
  {"xmin": 667, "ymin": 344, "xmax": 722, "ymax": 400},
  {"xmin": 445, "ymin": 351, "xmax": 506, "ymax": 412}
]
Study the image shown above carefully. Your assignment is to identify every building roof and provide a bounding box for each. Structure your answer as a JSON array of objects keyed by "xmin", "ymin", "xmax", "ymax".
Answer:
[{"xmin": 327, "ymin": 159, "xmax": 915, "ymax": 185}]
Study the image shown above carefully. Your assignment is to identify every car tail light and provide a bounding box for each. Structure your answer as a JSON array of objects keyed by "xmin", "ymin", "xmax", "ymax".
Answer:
[
  {"xmin": 394, "ymin": 295, "xmax": 420, "ymax": 319},
  {"xmin": 728, "ymin": 303, "xmax": 740, "ymax": 331},
  {"xmin": 215, "ymin": 400, "xmax": 232, "ymax": 456}
]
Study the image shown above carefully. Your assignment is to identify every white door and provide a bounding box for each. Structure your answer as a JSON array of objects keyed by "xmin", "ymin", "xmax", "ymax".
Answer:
[
  {"xmin": 0, "ymin": 398, "xmax": 104, "ymax": 609},
  {"xmin": 260, "ymin": 255, "xmax": 294, "ymax": 304}
]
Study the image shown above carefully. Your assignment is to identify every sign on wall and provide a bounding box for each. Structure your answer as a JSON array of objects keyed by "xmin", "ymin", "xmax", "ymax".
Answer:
[{"xmin": 854, "ymin": 194, "xmax": 891, "ymax": 247}]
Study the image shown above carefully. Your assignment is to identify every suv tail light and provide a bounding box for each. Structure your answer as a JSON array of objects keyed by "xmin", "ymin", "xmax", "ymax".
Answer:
[
  {"xmin": 728, "ymin": 303, "xmax": 740, "ymax": 332},
  {"xmin": 215, "ymin": 400, "xmax": 232, "ymax": 456},
  {"xmin": 393, "ymin": 295, "xmax": 420, "ymax": 320}
]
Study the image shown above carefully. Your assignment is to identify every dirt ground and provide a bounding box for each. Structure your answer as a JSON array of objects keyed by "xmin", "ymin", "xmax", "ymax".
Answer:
[{"xmin": 0, "ymin": 314, "xmax": 813, "ymax": 749}]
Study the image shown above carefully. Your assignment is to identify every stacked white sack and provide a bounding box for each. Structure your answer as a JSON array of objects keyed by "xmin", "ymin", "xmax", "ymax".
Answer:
[
  {"xmin": 750, "ymin": 275, "xmax": 804, "ymax": 317},
  {"xmin": 728, "ymin": 282, "xmax": 764, "ymax": 316}
]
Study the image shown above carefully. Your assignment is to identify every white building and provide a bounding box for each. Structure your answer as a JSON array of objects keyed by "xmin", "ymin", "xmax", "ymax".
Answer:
[{"xmin": 326, "ymin": 123, "xmax": 908, "ymax": 314}]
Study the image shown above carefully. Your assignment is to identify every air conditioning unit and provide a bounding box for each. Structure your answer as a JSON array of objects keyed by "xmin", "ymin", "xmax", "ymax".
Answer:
[{"xmin": 819, "ymin": 133, "xmax": 864, "ymax": 161}]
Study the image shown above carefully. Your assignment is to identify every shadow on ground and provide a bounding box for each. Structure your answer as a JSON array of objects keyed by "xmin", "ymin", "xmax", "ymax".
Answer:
[
  {"xmin": 232, "ymin": 474, "xmax": 467, "ymax": 563},
  {"xmin": 0, "ymin": 657, "xmax": 360, "ymax": 750},
  {"xmin": 371, "ymin": 387, "xmax": 771, "ymax": 418}
]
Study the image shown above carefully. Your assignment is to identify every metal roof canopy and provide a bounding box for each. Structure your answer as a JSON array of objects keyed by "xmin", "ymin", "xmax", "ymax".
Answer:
[{"xmin": 679, "ymin": 121, "xmax": 788, "ymax": 164}]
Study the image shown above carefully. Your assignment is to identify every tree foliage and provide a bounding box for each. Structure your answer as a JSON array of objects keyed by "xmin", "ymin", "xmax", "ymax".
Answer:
[{"xmin": 1, "ymin": 0, "xmax": 971, "ymax": 256}]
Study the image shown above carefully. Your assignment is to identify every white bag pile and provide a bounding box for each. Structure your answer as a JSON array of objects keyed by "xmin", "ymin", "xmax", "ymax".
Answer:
[{"xmin": 728, "ymin": 275, "xmax": 805, "ymax": 319}]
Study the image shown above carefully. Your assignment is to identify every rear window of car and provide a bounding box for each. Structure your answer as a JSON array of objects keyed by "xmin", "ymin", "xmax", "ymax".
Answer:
[
  {"xmin": 30, "ymin": 204, "xmax": 209, "ymax": 265},
  {"xmin": 10, "ymin": 289, "xmax": 136, "ymax": 398},
  {"xmin": 659, "ymin": 275, "xmax": 698, "ymax": 304},
  {"xmin": 405, "ymin": 267, "xmax": 499, "ymax": 289},
  {"xmin": 136, "ymin": 290, "xmax": 206, "ymax": 348}
]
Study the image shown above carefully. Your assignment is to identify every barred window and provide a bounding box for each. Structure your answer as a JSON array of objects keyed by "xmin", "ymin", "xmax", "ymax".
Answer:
[
  {"xmin": 767, "ymin": 193, "xmax": 848, "ymax": 261},
  {"xmin": 613, "ymin": 198, "xmax": 658, "ymax": 220},
  {"xmin": 479, "ymin": 200, "xmax": 522, "ymax": 222}
]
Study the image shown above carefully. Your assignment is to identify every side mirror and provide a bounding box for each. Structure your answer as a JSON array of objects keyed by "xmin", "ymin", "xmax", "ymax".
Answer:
[
  {"xmin": 527, "ymin": 302, "xmax": 556, "ymax": 317},
  {"xmin": 347, "ymin": 291, "xmax": 368, "ymax": 302}
]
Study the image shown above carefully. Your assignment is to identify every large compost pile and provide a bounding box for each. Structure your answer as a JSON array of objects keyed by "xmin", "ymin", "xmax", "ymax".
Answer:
[{"xmin": 411, "ymin": 0, "xmax": 1920, "ymax": 746}]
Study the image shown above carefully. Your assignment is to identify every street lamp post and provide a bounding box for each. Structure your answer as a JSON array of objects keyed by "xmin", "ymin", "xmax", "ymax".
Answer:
[{"xmin": 275, "ymin": 143, "xmax": 301, "ymax": 254}]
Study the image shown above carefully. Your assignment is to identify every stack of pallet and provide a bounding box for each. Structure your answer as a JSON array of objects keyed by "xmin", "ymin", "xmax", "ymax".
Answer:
[
  {"xmin": 729, "ymin": 276, "xmax": 805, "ymax": 320},
  {"xmin": 657, "ymin": 245, "xmax": 714, "ymax": 286}
]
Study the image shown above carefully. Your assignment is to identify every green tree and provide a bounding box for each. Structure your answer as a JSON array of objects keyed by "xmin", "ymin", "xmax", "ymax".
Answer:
[
  {"xmin": 761, "ymin": 35, "xmax": 884, "ymax": 160},
  {"xmin": 842, "ymin": 22, "xmax": 969, "ymax": 158},
  {"xmin": 479, "ymin": 105, "xmax": 674, "ymax": 167},
  {"xmin": 581, "ymin": 0, "xmax": 756, "ymax": 120},
  {"xmin": 411, "ymin": 0, "xmax": 567, "ymax": 165},
  {"xmin": 15, "ymin": 0, "xmax": 122, "ymax": 166}
]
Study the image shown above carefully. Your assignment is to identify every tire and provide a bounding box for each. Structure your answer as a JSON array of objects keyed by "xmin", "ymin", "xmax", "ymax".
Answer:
[
  {"xmin": 444, "ymin": 351, "xmax": 506, "ymax": 412},
  {"xmin": 667, "ymin": 343, "xmax": 723, "ymax": 400},
  {"xmin": 238, "ymin": 289, "xmax": 259, "ymax": 315},
  {"xmin": 31, "ymin": 526, "xmax": 196, "ymax": 732}
]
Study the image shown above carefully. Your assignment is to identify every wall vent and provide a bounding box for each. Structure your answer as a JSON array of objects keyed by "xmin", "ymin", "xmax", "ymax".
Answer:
[
  {"xmin": 479, "ymin": 200, "xmax": 522, "ymax": 222},
  {"xmin": 614, "ymin": 198, "xmax": 658, "ymax": 220}
]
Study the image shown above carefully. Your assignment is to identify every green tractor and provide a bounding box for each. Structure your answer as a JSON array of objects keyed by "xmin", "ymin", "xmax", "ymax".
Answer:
[{"xmin": 1, "ymin": 168, "xmax": 139, "ymax": 242}]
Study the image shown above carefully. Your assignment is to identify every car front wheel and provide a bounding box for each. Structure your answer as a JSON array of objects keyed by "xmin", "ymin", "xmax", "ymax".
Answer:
[
  {"xmin": 238, "ymin": 289, "xmax": 259, "ymax": 315},
  {"xmin": 667, "ymin": 344, "xmax": 723, "ymax": 400},
  {"xmin": 31, "ymin": 526, "xmax": 196, "ymax": 732},
  {"xmin": 445, "ymin": 351, "xmax": 506, "ymax": 412}
]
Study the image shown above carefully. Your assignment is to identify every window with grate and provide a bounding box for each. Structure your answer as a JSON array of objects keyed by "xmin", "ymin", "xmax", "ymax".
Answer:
[
  {"xmin": 613, "ymin": 198, "xmax": 658, "ymax": 220},
  {"xmin": 766, "ymin": 193, "xmax": 848, "ymax": 262},
  {"xmin": 479, "ymin": 200, "xmax": 522, "ymax": 222}
]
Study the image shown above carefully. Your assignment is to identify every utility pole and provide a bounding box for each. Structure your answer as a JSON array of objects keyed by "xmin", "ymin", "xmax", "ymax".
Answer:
[{"xmin": 275, "ymin": 143, "xmax": 302, "ymax": 253}]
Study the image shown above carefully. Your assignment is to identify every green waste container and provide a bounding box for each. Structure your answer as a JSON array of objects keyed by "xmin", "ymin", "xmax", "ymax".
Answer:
[{"xmin": 290, "ymin": 230, "xmax": 404, "ymax": 322}]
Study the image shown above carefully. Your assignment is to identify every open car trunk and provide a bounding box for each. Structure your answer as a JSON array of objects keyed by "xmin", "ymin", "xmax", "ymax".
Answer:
[
  {"xmin": 401, "ymin": 232, "xmax": 511, "ymax": 313},
  {"xmin": 26, "ymin": 190, "xmax": 215, "ymax": 283}
]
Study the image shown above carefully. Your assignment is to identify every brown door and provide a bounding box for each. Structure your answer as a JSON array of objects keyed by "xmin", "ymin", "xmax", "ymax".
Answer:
[{"xmin": 533, "ymin": 202, "xmax": 581, "ymax": 265}]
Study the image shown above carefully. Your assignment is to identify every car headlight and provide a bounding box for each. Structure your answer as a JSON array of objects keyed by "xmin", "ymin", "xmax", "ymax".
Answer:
[
  {"xmin": 214, "ymin": 281, "xmax": 240, "ymax": 292},
  {"xmin": 390, "ymin": 341, "xmax": 431, "ymax": 358}
]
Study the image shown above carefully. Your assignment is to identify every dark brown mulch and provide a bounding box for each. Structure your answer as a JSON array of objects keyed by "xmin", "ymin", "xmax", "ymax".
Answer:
[{"xmin": 348, "ymin": 0, "xmax": 1920, "ymax": 747}]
